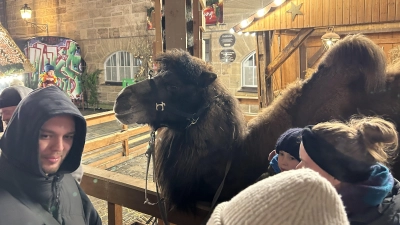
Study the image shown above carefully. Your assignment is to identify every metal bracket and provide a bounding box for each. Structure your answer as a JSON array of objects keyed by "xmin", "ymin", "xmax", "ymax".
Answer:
[{"xmin": 155, "ymin": 102, "xmax": 165, "ymax": 111}]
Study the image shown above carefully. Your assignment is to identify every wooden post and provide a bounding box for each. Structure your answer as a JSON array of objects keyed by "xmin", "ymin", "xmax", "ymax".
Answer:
[
  {"xmin": 165, "ymin": 1, "xmax": 187, "ymax": 50},
  {"xmin": 256, "ymin": 32, "xmax": 267, "ymax": 109},
  {"xmin": 122, "ymin": 124, "xmax": 129, "ymax": 156},
  {"xmin": 193, "ymin": 0, "xmax": 200, "ymax": 58},
  {"xmin": 265, "ymin": 28, "xmax": 314, "ymax": 80},
  {"xmin": 299, "ymin": 44, "xmax": 307, "ymax": 79},
  {"xmin": 307, "ymin": 45, "xmax": 326, "ymax": 68},
  {"xmin": 153, "ymin": 0, "xmax": 163, "ymax": 59},
  {"xmin": 108, "ymin": 202, "xmax": 123, "ymax": 225},
  {"xmin": 257, "ymin": 31, "xmax": 273, "ymax": 109}
]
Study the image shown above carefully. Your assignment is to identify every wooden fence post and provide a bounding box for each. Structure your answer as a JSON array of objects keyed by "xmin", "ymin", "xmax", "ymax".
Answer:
[
  {"xmin": 122, "ymin": 124, "xmax": 129, "ymax": 156},
  {"xmin": 108, "ymin": 202, "xmax": 123, "ymax": 225}
]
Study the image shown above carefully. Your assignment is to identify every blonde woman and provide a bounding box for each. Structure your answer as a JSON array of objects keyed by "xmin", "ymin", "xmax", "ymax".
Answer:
[{"xmin": 297, "ymin": 117, "xmax": 400, "ymax": 225}]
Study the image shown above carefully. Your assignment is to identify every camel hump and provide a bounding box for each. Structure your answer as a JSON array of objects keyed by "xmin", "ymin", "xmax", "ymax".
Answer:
[{"xmin": 318, "ymin": 34, "xmax": 386, "ymax": 93}]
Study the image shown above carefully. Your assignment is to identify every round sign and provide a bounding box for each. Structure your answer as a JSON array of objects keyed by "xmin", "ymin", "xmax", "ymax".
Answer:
[
  {"xmin": 219, "ymin": 49, "xmax": 236, "ymax": 63},
  {"xmin": 219, "ymin": 34, "xmax": 236, "ymax": 47}
]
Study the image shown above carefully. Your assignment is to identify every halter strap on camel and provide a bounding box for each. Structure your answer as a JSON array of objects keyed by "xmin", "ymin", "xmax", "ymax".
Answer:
[
  {"xmin": 144, "ymin": 130, "xmax": 170, "ymax": 225},
  {"xmin": 149, "ymin": 78, "xmax": 210, "ymax": 127},
  {"xmin": 145, "ymin": 78, "xmax": 232, "ymax": 224}
]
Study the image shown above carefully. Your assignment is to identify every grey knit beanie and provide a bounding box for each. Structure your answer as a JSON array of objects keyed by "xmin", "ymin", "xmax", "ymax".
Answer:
[{"xmin": 207, "ymin": 168, "xmax": 349, "ymax": 225}]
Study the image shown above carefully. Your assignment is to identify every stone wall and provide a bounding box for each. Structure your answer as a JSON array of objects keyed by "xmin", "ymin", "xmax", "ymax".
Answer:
[
  {"xmin": 204, "ymin": 0, "xmax": 265, "ymax": 113},
  {"xmin": 0, "ymin": 0, "xmax": 7, "ymax": 28},
  {"xmin": 5, "ymin": 0, "xmax": 153, "ymax": 104}
]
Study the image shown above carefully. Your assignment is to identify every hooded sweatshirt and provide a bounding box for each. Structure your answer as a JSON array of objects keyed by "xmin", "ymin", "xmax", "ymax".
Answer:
[
  {"xmin": 0, "ymin": 86, "xmax": 83, "ymax": 183},
  {"xmin": 0, "ymin": 86, "xmax": 33, "ymax": 132},
  {"xmin": 0, "ymin": 86, "xmax": 101, "ymax": 225},
  {"xmin": 0, "ymin": 85, "xmax": 33, "ymax": 109}
]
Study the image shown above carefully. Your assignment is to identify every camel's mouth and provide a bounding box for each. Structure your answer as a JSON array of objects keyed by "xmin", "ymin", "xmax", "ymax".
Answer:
[{"xmin": 115, "ymin": 108, "xmax": 150, "ymax": 125}]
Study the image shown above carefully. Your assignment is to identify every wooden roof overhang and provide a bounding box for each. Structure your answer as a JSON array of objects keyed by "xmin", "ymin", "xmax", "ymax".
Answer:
[
  {"xmin": 231, "ymin": 0, "xmax": 400, "ymax": 33},
  {"xmin": 0, "ymin": 24, "xmax": 34, "ymax": 76}
]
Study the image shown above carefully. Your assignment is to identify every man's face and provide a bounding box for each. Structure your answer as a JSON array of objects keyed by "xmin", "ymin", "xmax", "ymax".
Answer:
[
  {"xmin": 1, "ymin": 106, "xmax": 18, "ymax": 125},
  {"xmin": 39, "ymin": 115, "xmax": 75, "ymax": 175},
  {"xmin": 47, "ymin": 70, "xmax": 55, "ymax": 76}
]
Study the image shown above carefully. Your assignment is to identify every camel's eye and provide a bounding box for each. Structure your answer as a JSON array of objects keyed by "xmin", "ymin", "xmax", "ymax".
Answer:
[{"xmin": 167, "ymin": 85, "xmax": 179, "ymax": 92}]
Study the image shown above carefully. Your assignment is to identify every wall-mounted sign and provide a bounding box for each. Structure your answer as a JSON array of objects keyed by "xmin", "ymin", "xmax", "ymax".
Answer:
[
  {"xmin": 203, "ymin": 0, "xmax": 224, "ymax": 25},
  {"xmin": 219, "ymin": 33, "xmax": 235, "ymax": 47},
  {"xmin": 220, "ymin": 49, "xmax": 236, "ymax": 63}
]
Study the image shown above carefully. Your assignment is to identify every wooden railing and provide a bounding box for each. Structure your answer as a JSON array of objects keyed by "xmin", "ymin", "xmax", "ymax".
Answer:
[
  {"xmin": 81, "ymin": 165, "xmax": 209, "ymax": 225},
  {"xmin": 81, "ymin": 107, "xmax": 257, "ymax": 224}
]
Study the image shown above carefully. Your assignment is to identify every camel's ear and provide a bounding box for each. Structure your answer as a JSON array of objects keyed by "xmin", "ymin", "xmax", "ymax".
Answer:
[{"xmin": 198, "ymin": 71, "xmax": 217, "ymax": 87}]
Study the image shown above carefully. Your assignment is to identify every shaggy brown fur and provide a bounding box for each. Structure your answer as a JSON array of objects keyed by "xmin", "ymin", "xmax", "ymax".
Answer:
[{"xmin": 114, "ymin": 34, "xmax": 400, "ymax": 212}]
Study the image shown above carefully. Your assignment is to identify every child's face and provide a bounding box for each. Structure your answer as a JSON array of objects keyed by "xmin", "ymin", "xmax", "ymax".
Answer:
[{"xmin": 278, "ymin": 151, "xmax": 300, "ymax": 172}]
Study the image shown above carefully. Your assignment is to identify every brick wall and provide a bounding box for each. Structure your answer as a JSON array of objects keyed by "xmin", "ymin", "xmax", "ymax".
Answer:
[{"xmin": 5, "ymin": 0, "xmax": 153, "ymax": 103}]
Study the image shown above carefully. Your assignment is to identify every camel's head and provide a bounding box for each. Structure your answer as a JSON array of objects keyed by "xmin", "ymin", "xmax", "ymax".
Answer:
[{"xmin": 114, "ymin": 49, "xmax": 217, "ymax": 129}]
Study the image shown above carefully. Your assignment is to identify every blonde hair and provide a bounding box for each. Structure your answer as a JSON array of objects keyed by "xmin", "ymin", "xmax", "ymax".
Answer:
[{"xmin": 312, "ymin": 116, "xmax": 398, "ymax": 167}]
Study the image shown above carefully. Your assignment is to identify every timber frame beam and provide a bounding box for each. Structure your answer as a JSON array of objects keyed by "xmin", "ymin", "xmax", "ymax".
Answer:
[
  {"xmin": 307, "ymin": 45, "xmax": 326, "ymax": 68},
  {"xmin": 265, "ymin": 28, "xmax": 315, "ymax": 80}
]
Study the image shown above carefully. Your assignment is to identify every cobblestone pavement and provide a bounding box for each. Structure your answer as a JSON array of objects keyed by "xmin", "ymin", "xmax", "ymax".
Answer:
[{"xmin": 82, "ymin": 110, "xmax": 154, "ymax": 225}]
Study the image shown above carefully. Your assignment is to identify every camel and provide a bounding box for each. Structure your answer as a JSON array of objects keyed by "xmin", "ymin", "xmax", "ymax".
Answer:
[{"xmin": 114, "ymin": 34, "xmax": 400, "ymax": 212}]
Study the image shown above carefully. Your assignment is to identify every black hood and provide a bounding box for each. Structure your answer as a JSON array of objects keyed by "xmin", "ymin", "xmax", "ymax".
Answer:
[
  {"xmin": 0, "ymin": 86, "xmax": 33, "ymax": 108},
  {"xmin": 0, "ymin": 86, "xmax": 86, "ymax": 177}
]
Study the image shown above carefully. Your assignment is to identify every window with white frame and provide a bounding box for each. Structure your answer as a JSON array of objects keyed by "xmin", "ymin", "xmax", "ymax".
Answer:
[
  {"xmin": 241, "ymin": 52, "xmax": 257, "ymax": 87},
  {"xmin": 104, "ymin": 51, "xmax": 141, "ymax": 82}
]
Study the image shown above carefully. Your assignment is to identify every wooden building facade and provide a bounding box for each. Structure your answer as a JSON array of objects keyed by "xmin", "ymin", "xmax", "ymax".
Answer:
[{"xmin": 232, "ymin": 0, "xmax": 400, "ymax": 108}]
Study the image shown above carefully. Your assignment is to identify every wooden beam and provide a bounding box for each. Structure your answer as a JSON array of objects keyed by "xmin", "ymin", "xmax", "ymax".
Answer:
[
  {"xmin": 256, "ymin": 32, "xmax": 265, "ymax": 109},
  {"xmin": 84, "ymin": 111, "xmax": 116, "ymax": 126},
  {"xmin": 299, "ymin": 44, "xmax": 307, "ymax": 79},
  {"xmin": 81, "ymin": 165, "xmax": 209, "ymax": 224},
  {"xmin": 193, "ymin": 0, "xmax": 200, "ymax": 58},
  {"xmin": 84, "ymin": 126, "xmax": 150, "ymax": 153},
  {"xmin": 108, "ymin": 202, "xmax": 123, "ymax": 225},
  {"xmin": 257, "ymin": 31, "xmax": 274, "ymax": 108},
  {"xmin": 256, "ymin": 31, "xmax": 272, "ymax": 109},
  {"xmin": 265, "ymin": 28, "xmax": 315, "ymax": 80},
  {"xmin": 153, "ymin": 0, "xmax": 163, "ymax": 58},
  {"xmin": 307, "ymin": 45, "xmax": 326, "ymax": 68},
  {"xmin": 165, "ymin": 1, "xmax": 187, "ymax": 50}
]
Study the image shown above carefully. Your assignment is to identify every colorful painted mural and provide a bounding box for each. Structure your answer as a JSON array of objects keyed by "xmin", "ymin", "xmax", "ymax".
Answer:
[{"xmin": 25, "ymin": 36, "xmax": 85, "ymax": 100}]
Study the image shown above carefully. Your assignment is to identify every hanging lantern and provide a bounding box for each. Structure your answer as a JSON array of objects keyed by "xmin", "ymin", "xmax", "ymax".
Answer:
[
  {"xmin": 321, "ymin": 28, "xmax": 340, "ymax": 49},
  {"xmin": 20, "ymin": 4, "xmax": 32, "ymax": 19}
]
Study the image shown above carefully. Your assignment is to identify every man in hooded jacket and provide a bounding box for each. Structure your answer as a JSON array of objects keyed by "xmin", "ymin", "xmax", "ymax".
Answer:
[
  {"xmin": 0, "ymin": 85, "xmax": 84, "ymax": 184},
  {"xmin": 0, "ymin": 86, "xmax": 101, "ymax": 225}
]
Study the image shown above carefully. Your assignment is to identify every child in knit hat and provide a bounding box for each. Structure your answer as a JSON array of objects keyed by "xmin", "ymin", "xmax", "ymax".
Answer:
[
  {"xmin": 257, "ymin": 128, "xmax": 302, "ymax": 181},
  {"xmin": 207, "ymin": 168, "xmax": 350, "ymax": 225}
]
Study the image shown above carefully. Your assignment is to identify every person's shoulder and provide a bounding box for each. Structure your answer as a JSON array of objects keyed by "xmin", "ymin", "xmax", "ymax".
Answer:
[
  {"xmin": 0, "ymin": 186, "xmax": 49, "ymax": 224},
  {"xmin": 373, "ymin": 179, "xmax": 400, "ymax": 224}
]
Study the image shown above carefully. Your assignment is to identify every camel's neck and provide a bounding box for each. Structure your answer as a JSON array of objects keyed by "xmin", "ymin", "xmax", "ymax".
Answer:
[
  {"xmin": 243, "ymin": 83, "xmax": 306, "ymax": 167},
  {"xmin": 158, "ymin": 80, "xmax": 247, "ymax": 154},
  {"xmin": 154, "ymin": 80, "xmax": 247, "ymax": 209}
]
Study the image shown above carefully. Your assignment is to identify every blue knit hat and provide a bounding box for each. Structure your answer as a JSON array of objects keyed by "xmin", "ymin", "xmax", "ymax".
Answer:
[
  {"xmin": 44, "ymin": 63, "xmax": 55, "ymax": 72},
  {"xmin": 275, "ymin": 128, "xmax": 302, "ymax": 161}
]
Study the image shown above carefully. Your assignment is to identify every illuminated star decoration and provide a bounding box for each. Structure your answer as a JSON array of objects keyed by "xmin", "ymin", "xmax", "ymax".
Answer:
[{"xmin": 287, "ymin": 2, "xmax": 303, "ymax": 21}]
